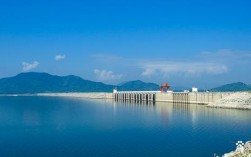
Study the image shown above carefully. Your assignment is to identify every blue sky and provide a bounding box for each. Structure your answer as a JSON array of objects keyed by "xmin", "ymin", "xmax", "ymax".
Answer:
[{"xmin": 0, "ymin": 0, "xmax": 251, "ymax": 88}]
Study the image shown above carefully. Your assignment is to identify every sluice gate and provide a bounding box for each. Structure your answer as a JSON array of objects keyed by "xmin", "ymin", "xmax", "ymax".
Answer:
[
  {"xmin": 172, "ymin": 93, "xmax": 189, "ymax": 104},
  {"xmin": 114, "ymin": 92, "xmax": 156, "ymax": 104}
]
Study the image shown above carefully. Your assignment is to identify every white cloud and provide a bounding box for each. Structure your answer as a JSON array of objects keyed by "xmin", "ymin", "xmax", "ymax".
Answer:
[
  {"xmin": 91, "ymin": 54, "xmax": 123, "ymax": 63},
  {"xmin": 94, "ymin": 69, "xmax": 122, "ymax": 81},
  {"xmin": 22, "ymin": 61, "xmax": 39, "ymax": 72},
  {"xmin": 55, "ymin": 55, "xmax": 66, "ymax": 61},
  {"xmin": 199, "ymin": 49, "xmax": 251, "ymax": 60},
  {"xmin": 141, "ymin": 61, "xmax": 228, "ymax": 77}
]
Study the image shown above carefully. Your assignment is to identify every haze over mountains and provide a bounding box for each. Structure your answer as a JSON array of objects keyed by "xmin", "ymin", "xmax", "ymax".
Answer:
[{"xmin": 0, "ymin": 72, "xmax": 250, "ymax": 94}]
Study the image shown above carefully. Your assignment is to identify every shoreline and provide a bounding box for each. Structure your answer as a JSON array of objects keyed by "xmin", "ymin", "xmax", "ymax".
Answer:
[
  {"xmin": 0, "ymin": 92, "xmax": 113, "ymax": 99},
  {"xmin": 37, "ymin": 92, "xmax": 113, "ymax": 99},
  {"xmin": 0, "ymin": 94, "xmax": 36, "ymax": 96}
]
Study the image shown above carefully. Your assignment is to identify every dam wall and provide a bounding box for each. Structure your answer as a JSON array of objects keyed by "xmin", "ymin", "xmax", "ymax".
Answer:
[
  {"xmin": 37, "ymin": 92, "xmax": 233, "ymax": 105},
  {"xmin": 114, "ymin": 92, "xmax": 233, "ymax": 105},
  {"xmin": 156, "ymin": 92, "xmax": 232, "ymax": 104}
]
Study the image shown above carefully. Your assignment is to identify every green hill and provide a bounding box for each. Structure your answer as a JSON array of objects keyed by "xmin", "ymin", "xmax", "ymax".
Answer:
[
  {"xmin": 211, "ymin": 82, "xmax": 251, "ymax": 92},
  {"xmin": 0, "ymin": 72, "xmax": 113, "ymax": 94}
]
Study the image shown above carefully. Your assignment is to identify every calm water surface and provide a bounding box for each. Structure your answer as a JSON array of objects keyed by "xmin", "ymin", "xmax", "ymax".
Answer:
[{"xmin": 0, "ymin": 96, "xmax": 251, "ymax": 157}]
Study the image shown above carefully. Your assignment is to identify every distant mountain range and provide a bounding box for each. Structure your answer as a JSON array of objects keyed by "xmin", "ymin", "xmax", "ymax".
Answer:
[
  {"xmin": 0, "ymin": 72, "xmax": 113, "ymax": 94},
  {"xmin": 0, "ymin": 72, "xmax": 160, "ymax": 94},
  {"xmin": 210, "ymin": 82, "xmax": 251, "ymax": 92},
  {"xmin": 0, "ymin": 72, "xmax": 250, "ymax": 94}
]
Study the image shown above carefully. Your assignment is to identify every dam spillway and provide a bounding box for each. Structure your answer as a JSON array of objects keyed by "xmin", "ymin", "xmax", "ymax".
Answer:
[
  {"xmin": 113, "ymin": 91, "xmax": 233, "ymax": 105},
  {"xmin": 114, "ymin": 91, "xmax": 156, "ymax": 103}
]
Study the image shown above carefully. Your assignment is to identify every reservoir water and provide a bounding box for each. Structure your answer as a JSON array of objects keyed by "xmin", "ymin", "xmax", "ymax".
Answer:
[{"xmin": 0, "ymin": 96, "xmax": 250, "ymax": 157}]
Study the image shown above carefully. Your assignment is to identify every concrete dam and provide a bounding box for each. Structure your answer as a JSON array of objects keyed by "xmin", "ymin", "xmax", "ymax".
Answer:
[
  {"xmin": 38, "ymin": 91, "xmax": 233, "ymax": 105},
  {"xmin": 113, "ymin": 91, "xmax": 233, "ymax": 105}
]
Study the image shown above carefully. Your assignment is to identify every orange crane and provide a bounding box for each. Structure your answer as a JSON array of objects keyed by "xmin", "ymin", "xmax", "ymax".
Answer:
[{"xmin": 160, "ymin": 82, "xmax": 170, "ymax": 92}]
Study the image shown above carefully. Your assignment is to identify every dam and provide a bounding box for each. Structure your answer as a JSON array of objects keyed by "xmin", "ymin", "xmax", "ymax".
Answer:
[
  {"xmin": 38, "ymin": 91, "xmax": 233, "ymax": 105},
  {"xmin": 113, "ymin": 82, "xmax": 233, "ymax": 104},
  {"xmin": 113, "ymin": 91, "xmax": 233, "ymax": 105}
]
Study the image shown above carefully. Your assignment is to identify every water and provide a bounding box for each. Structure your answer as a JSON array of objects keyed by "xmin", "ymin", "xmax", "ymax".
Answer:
[{"xmin": 0, "ymin": 96, "xmax": 251, "ymax": 157}]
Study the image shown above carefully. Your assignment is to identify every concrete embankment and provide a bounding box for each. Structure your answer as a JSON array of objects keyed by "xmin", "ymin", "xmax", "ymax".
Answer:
[
  {"xmin": 37, "ymin": 92, "xmax": 113, "ymax": 99},
  {"xmin": 207, "ymin": 92, "xmax": 251, "ymax": 110}
]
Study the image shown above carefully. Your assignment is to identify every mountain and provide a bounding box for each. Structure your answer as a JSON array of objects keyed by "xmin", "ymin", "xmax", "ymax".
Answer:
[
  {"xmin": 0, "ymin": 72, "xmax": 114, "ymax": 94},
  {"xmin": 0, "ymin": 72, "xmax": 161, "ymax": 94},
  {"xmin": 118, "ymin": 80, "xmax": 159, "ymax": 91},
  {"xmin": 211, "ymin": 82, "xmax": 251, "ymax": 92}
]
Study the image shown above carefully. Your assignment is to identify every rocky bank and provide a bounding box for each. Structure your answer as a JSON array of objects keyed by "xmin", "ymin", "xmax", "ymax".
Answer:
[{"xmin": 208, "ymin": 92, "xmax": 251, "ymax": 110}]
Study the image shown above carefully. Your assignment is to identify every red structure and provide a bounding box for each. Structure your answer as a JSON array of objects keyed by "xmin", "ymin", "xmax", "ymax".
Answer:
[{"xmin": 160, "ymin": 83, "xmax": 170, "ymax": 92}]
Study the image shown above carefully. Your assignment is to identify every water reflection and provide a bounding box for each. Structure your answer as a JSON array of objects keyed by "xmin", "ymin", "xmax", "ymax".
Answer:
[
  {"xmin": 90, "ymin": 98, "xmax": 251, "ymax": 125},
  {"xmin": 114, "ymin": 99, "xmax": 155, "ymax": 106}
]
